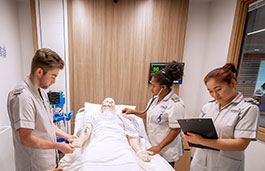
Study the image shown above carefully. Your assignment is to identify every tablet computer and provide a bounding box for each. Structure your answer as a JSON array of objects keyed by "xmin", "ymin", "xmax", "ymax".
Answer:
[{"xmin": 177, "ymin": 118, "xmax": 219, "ymax": 151}]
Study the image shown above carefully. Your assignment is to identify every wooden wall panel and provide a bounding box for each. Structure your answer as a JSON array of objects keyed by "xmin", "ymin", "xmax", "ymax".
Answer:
[
  {"xmin": 227, "ymin": 0, "xmax": 256, "ymax": 67},
  {"xmin": 30, "ymin": 0, "xmax": 38, "ymax": 51},
  {"xmin": 68, "ymin": 0, "xmax": 189, "ymax": 126}
]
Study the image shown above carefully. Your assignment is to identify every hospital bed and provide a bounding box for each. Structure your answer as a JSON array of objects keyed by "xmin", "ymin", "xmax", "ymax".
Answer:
[{"xmin": 59, "ymin": 102, "xmax": 175, "ymax": 171}]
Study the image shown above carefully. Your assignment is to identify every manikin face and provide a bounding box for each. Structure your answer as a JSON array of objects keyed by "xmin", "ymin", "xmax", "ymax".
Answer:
[
  {"xmin": 206, "ymin": 78, "xmax": 237, "ymax": 108},
  {"xmin": 39, "ymin": 68, "xmax": 59, "ymax": 89},
  {"xmin": 101, "ymin": 97, "xmax": 116, "ymax": 112}
]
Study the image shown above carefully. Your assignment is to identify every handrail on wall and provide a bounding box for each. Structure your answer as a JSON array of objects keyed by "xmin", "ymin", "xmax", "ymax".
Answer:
[{"xmin": 0, "ymin": 126, "xmax": 11, "ymax": 135}]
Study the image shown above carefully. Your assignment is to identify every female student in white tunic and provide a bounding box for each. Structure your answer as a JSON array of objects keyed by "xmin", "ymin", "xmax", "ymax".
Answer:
[
  {"xmin": 122, "ymin": 61, "xmax": 185, "ymax": 168},
  {"xmin": 182, "ymin": 63, "xmax": 259, "ymax": 171}
]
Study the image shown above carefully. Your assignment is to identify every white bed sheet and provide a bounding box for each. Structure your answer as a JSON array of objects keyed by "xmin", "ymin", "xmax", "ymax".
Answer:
[{"xmin": 59, "ymin": 102, "xmax": 174, "ymax": 171}]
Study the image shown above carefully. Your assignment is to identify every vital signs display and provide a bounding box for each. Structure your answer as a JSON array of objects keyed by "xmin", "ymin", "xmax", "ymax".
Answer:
[{"xmin": 148, "ymin": 62, "xmax": 184, "ymax": 84}]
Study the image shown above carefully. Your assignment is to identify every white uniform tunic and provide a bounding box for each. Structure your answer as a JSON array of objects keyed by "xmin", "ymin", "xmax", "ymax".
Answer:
[
  {"xmin": 7, "ymin": 77, "xmax": 57, "ymax": 171},
  {"xmin": 146, "ymin": 90, "xmax": 184, "ymax": 162},
  {"xmin": 190, "ymin": 92, "xmax": 259, "ymax": 171}
]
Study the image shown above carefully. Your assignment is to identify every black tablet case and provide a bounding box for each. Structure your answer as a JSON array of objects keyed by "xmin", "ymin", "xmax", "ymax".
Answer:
[{"xmin": 177, "ymin": 118, "xmax": 219, "ymax": 151}]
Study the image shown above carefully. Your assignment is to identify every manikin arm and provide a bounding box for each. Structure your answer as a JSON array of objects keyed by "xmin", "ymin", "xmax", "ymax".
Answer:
[
  {"xmin": 122, "ymin": 108, "xmax": 146, "ymax": 119},
  {"xmin": 128, "ymin": 136, "xmax": 152, "ymax": 162},
  {"xmin": 71, "ymin": 126, "xmax": 91, "ymax": 148},
  {"xmin": 53, "ymin": 124, "xmax": 77, "ymax": 142}
]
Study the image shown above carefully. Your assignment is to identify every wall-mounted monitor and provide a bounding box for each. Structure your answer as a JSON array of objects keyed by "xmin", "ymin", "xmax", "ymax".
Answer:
[{"xmin": 148, "ymin": 62, "xmax": 184, "ymax": 84}]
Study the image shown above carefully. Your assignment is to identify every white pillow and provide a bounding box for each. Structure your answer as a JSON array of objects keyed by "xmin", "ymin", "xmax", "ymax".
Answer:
[
  {"xmin": 84, "ymin": 102, "xmax": 136, "ymax": 114},
  {"xmin": 84, "ymin": 102, "xmax": 101, "ymax": 115},
  {"xmin": 74, "ymin": 102, "xmax": 136, "ymax": 135}
]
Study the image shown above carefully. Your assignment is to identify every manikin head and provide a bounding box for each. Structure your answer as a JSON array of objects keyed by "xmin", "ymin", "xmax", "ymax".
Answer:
[{"xmin": 101, "ymin": 97, "xmax": 116, "ymax": 112}]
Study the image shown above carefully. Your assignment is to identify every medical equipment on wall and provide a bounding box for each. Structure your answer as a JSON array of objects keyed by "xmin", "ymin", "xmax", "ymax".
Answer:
[
  {"xmin": 148, "ymin": 62, "xmax": 184, "ymax": 84},
  {"xmin": 48, "ymin": 91, "xmax": 73, "ymax": 137}
]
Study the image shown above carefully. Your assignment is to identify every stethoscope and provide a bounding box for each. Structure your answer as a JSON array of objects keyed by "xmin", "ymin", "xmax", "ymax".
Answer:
[{"xmin": 134, "ymin": 88, "xmax": 164, "ymax": 120}]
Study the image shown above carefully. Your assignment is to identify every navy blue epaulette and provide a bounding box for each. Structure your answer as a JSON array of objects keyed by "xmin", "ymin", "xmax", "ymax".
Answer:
[
  {"xmin": 208, "ymin": 99, "xmax": 216, "ymax": 103},
  {"xmin": 171, "ymin": 97, "xmax": 180, "ymax": 103},
  {"xmin": 13, "ymin": 86, "xmax": 25, "ymax": 95},
  {"xmin": 244, "ymin": 98, "xmax": 259, "ymax": 106}
]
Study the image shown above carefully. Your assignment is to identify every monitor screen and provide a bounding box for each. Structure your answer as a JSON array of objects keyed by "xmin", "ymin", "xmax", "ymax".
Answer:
[{"xmin": 148, "ymin": 62, "xmax": 184, "ymax": 84}]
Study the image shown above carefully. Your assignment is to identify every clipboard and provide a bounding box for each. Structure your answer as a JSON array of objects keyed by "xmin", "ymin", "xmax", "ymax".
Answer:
[{"xmin": 177, "ymin": 118, "xmax": 219, "ymax": 151}]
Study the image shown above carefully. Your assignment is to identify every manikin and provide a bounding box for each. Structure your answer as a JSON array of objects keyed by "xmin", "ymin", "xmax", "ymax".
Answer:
[{"xmin": 71, "ymin": 97, "xmax": 151, "ymax": 162}]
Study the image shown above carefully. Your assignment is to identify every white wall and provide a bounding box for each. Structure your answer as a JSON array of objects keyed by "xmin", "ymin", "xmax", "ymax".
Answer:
[
  {"xmin": 0, "ymin": 0, "xmax": 33, "ymax": 170},
  {"xmin": 180, "ymin": 0, "xmax": 237, "ymax": 116},
  {"xmin": 245, "ymin": 140, "xmax": 265, "ymax": 171},
  {"xmin": 0, "ymin": 0, "xmax": 34, "ymax": 127},
  {"xmin": 0, "ymin": 0, "xmax": 24, "ymax": 127},
  {"xmin": 180, "ymin": 0, "xmax": 210, "ymax": 116},
  {"xmin": 198, "ymin": 0, "xmax": 238, "ymax": 112},
  {"xmin": 0, "ymin": 126, "xmax": 15, "ymax": 171},
  {"xmin": 17, "ymin": 0, "xmax": 34, "ymax": 76}
]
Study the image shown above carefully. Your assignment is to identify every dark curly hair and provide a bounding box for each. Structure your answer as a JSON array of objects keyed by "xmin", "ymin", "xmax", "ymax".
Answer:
[{"xmin": 153, "ymin": 61, "xmax": 184, "ymax": 89}]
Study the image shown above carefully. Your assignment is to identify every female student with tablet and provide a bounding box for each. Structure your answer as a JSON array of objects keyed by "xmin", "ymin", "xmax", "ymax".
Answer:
[{"xmin": 182, "ymin": 63, "xmax": 259, "ymax": 171}]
